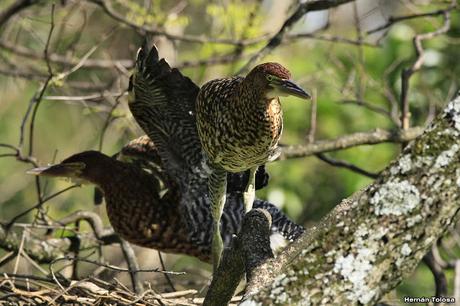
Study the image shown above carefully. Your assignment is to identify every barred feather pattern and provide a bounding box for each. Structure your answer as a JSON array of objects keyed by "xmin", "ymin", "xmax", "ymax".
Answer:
[
  {"xmin": 127, "ymin": 43, "xmax": 303, "ymax": 248},
  {"xmin": 94, "ymin": 137, "xmax": 304, "ymax": 260},
  {"xmin": 128, "ymin": 44, "xmax": 209, "ymax": 243}
]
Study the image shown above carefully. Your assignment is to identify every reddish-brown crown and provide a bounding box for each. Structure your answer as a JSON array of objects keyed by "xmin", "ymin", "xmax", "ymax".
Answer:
[{"xmin": 249, "ymin": 62, "xmax": 291, "ymax": 80}]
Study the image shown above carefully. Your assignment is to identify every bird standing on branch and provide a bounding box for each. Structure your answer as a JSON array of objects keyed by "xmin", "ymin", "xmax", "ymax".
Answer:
[
  {"xmin": 28, "ymin": 136, "xmax": 304, "ymax": 261},
  {"xmin": 196, "ymin": 63, "xmax": 311, "ymax": 268}
]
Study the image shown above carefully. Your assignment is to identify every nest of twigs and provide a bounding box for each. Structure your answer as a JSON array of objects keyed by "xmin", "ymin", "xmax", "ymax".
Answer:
[{"xmin": 0, "ymin": 274, "xmax": 241, "ymax": 305}]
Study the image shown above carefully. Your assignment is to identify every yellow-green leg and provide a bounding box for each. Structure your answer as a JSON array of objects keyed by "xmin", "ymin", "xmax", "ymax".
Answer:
[
  {"xmin": 209, "ymin": 168, "xmax": 227, "ymax": 271},
  {"xmin": 243, "ymin": 167, "xmax": 257, "ymax": 213}
]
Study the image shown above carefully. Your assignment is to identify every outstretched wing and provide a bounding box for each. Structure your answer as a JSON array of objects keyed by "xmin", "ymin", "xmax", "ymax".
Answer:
[
  {"xmin": 129, "ymin": 43, "xmax": 270, "ymax": 191},
  {"xmin": 128, "ymin": 43, "xmax": 275, "ymax": 245},
  {"xmin": 129, "ymin": 43, "xmax": 203, "ymax": 187}
]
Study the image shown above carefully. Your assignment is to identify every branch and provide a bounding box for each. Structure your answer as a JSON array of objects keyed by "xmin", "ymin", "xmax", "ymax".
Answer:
[
  {"xmin": 244, "ymin": 95, "xmax": 460, "ymax": 304},
  {"xmin": 86, "ymin": 0, "xmax": 268, "ymax": 46},
  {"xmin": 315, "ymin": 153, "xmax": 379, "ymax": 179},
  {"xmin": 203, "ymin": 209, "xmax": 274, "ymax": 306},
  {"xmin": 367, "ymin": 4, "xmax": 457, "ymax": 35},
  {"xmin": 0, "ymin": 39, "xmax": 133, "ymax": 69},
  {"xmin": 0, "ymin": 224, "xmax": 108, "ymax": 264},
  {"xmin": 0, "ymin": 211, "xmax": 120, "ymax": 265},
  {"xmin": 239, "ymin": 0, "xmax": 355, "ymax": 72},
  {"xmin": 0, "ymin": 0, "xmax": 42, "ymax": 29},
  {"xmin": 278, "ymin": 126, "xmax": 423, "ymax": 160}
]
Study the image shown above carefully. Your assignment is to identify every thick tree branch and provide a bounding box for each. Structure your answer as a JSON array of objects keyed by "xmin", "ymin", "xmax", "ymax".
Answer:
[
  {"xmin": 204, "ymin": 209, "xmax": 274, "ymax": 306},
  {"xmin": 243, "ymin": 95, "xmax": 460, "ymax": 304}
]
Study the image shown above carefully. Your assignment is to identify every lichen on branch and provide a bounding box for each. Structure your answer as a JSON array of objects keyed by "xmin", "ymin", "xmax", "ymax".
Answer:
[{"xmin": 244, "ymin": 95, "xmax": 460, "ymax": 305}]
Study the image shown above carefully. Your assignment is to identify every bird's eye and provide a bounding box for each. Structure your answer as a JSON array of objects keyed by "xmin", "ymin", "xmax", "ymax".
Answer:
[{"xmin": 266, "ymin": 75, "xmax": 274, "ymax": 81}]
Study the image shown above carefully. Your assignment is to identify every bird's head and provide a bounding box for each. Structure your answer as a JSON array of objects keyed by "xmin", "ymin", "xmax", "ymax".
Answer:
[
  {"xmin": 27, "ymin": 151, "xmax": 111, "ymax": 185},
  {"xmin": 246, "ymin": 62, "xmax": 311, "ymax": 100}
]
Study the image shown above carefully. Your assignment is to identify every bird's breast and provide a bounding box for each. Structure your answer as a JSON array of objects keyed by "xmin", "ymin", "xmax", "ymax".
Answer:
[{"xmin": 199, "ymin": 97, "xmax": 283, "ymax": 172}]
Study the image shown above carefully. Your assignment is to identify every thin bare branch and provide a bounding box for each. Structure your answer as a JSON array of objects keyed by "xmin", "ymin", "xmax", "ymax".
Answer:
[
  {"xmin": 239, "ymin": 0, "xmax": 355, "ymax": 73},
  {"xmin": 278, "ymin": 126, "xmax": 423, "ymax": 160},
  {"xmin": 315, "ymin": 153, "xmax": 380, "ymax": 179}
]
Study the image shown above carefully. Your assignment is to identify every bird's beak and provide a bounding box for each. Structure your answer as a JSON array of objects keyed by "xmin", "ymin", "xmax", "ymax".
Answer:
[
  {"xmin": 271, "ymin": 79, "xmax": 311, "ymax": 100},
  {"xmin": 27, "ymin": 162, "xmax": 85, "ymax": 178}
]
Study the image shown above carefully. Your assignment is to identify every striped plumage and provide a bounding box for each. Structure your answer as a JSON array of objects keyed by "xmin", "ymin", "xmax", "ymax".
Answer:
[
  {"xmin": 110, "ymin": 136, "xmax": 304, "ymax": 260},
  {"xmin": 195, "ymin": 59, "xmax": 311, "ymax": 268},
  {"xmin": 29, "ymin": 136, "xmax": 304, "ymax": 261},
  {"xmin": 127, "ymin": 44, "xmax": 263, "ymax": 244},
  {"xmin": 127, "ymin": 43, "xmax": 308, "ymax": 268},
  {"xmin": 196, "ymin": 70, "xmax": 283, "ymax": 172}
]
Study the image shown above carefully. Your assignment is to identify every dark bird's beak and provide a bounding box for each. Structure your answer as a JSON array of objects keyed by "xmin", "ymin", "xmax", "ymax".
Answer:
[
  {"xmin": 276, "ymin": 79, "xmax": 311, "ymax": 100},
  {"xmin": 27, "ymin": 162, "xmax": 85, "ymax": 178}
]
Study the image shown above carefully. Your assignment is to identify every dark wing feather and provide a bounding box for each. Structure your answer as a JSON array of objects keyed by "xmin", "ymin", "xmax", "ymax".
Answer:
[
  {"xmin": 129, "ymin": 44, "xmax": 203, "ymax": 185},
  {"xmin": 92, "ymin": 135, "xmax": 304, "ymax": 251},
  {"xmin": 129, "ymin": 43, "xmax": 269, "ymax": 193}
]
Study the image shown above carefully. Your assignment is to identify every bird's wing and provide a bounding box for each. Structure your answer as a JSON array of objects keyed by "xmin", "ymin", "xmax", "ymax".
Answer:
[
  {"xmin": 129, "ymin": 43, "xmax": 270, "ymax": 192},
  {"xmin": 129, "ymin": 43, "xmax": 203, "ymax": 186}
]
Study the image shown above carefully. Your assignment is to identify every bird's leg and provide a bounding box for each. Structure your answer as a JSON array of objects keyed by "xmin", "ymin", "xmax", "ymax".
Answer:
[
  {"xmin": 209, "ymin": 168, "xmax": 227, "ymax": 271},
  {"xmin": 243, "ymin": 167, "xmax": 257, "ymax": 213}
]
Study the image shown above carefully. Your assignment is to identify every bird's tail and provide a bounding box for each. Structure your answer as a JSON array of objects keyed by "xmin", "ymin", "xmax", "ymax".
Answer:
[{"xmin": 253, "ymin": 199, "xmax": 305, "ymax": 241}]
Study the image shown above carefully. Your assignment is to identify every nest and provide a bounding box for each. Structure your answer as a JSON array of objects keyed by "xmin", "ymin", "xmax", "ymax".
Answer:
[{"xmin": 0, "ymin": 273, "xmax": 242, "ymax": 305}]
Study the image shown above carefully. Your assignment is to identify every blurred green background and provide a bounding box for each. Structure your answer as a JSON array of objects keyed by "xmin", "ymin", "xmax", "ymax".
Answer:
[{"xmin": 0, "ymin": 0, "xmax": 459, "ymax": 301}]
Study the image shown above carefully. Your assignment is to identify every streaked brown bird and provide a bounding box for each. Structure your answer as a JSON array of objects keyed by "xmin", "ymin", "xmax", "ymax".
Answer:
[
  {"xmin": 28, "ymin": 136, "xmax": 304, "ymax": 262},
  {"xmin": 195, "ymin": 63, "xmax": 311, "ymax": 267}
]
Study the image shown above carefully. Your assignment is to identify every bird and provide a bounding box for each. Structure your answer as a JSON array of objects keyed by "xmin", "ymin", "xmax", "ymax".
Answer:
[
  {"xmin": 28, "ymin": 135, "xmax": 305, "ymax": 262},
  {"xmin": 195, "ymin": 62, "xmax": 311, "ymax": 267},
  {"xmin": 125, "ymin": 42, "xmax": 309, "ymax": 269}
]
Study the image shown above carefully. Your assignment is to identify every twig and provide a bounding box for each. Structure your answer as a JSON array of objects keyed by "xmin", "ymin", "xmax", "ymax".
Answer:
[
  {"xmin": 306, "ymin": 91, "xmax": 317, "ymax": 143},
  {"xmin": 400, "ymin": 5, "xmax": 453, "ymax": 130},
  {"xmin": 239, "ymin": 0, "xmax": 354, "ymax": 73},
  {"xmin": 367, "ymin": 5, "xmax": 457, "ymax": 35},
  {"xmin": 340, "ymin": 99, "xmax": 391, "ymax": 118},
  {"xmin": 98, "ymin": 91, "xmax": 125, "ymax": 151},
  {"xmin": 119, "ymin": 240, "xmax": 144, "ymax": 294},
  {"xmin": 315, "ymin": 153, "xmax": 379, "ymax": 179},
  {"xmin": 0, "ymin": 39, "xmax": 133, "ymax": 69},
  {"xmin": 28, "ymin": 3, "xmax": 55, "ymax": 157},
  {"xmin": 158, "ymin": 251, "xmax": 176, "ymax": 292},
  {"xmin": 51, "ymin": 256, "xmax": 186, "ymax": 275},
  {"xmin": 87, "ymin": 0, "xmax": 268, "ymax": 46},
  {"xmin": 4, "ymin": 185, "xmax": 79, "ymax": 229},
  {"xmin": 0, "ymin": 251, "xmax": 17, "ymax": 268},
  {"xmin": 12, "ymin": 230, "xmax": 27, "ymax": 276},
  {"xmin": 285, "ymin": 32, "xmax": 378, "ymax": 47}
]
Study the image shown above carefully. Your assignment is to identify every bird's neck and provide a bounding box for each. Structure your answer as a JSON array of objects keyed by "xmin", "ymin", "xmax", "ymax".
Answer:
[
  {"xmin": 83, "ymin": 159, "xmax": 127, "ymax": 188},
  {"xmin": 238, "ymin": 80, "xmax": 279, "ymax": 116}
]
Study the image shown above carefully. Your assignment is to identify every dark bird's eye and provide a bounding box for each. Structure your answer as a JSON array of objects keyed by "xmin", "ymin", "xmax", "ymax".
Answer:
[{"xmin": 266, "ymin": 75, "xmax": 274, "ymax": 81}]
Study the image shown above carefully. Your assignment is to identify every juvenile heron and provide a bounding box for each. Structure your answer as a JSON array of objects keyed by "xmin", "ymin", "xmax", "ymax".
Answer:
[
  {"xmin": 28, "ymin": 136, "xmax": 304, "ymax": 261},
  {"xmin": 196, "ymin": 63, "xmax": 311, "ymax": 267}
]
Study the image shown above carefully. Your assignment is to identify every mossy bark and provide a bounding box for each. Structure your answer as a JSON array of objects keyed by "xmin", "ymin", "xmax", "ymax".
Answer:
[{"xmin": 243, "ymin": 96, "xmax": 460, "ymax": 305}]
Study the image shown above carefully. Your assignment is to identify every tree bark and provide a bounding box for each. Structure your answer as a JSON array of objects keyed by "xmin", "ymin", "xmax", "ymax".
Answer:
[{"xmin": 241, "ymin": 95, "xmax": 460, "ymax": 305}]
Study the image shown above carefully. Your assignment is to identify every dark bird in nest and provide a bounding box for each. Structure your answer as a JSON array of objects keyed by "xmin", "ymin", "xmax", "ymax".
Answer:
[{"xmin": 28, "ymin": 135, "xmax": 304, "ymax": 262}]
